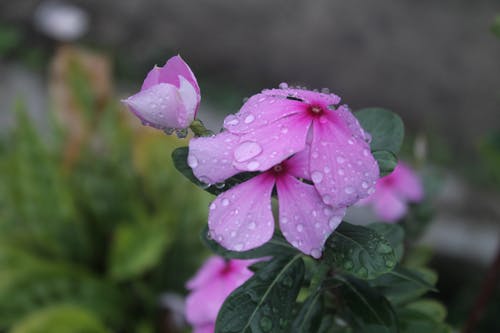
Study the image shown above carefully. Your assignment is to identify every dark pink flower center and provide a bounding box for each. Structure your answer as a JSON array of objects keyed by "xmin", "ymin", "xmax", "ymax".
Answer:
[
  {"xmin": 307, "ymin": 104, "xmax": 325, "ymax": 117},
  {"xmin": 271, "ymin": 163, "xmax": 287, "ymax": 176}
]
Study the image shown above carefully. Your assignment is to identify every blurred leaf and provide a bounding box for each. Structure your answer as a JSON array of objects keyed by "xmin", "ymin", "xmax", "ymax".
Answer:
[
  {"xmin": 403, "ymin": 246, "xmax": 433, "ymax": 268},
  {"xmin": 355, "ymin": 108, "xmax": 404, "ymax": 154},
  {"xmin": 10, "ymin": 304, "xmax": 109, "ymax": 333},
  {"xmin": 404, "ymin": 299, "xmax": 446, "ymax": 322},
  {"xmin": 0, "ymin": 24, "xmax": 22, "ymax": 55},
  {"xmin": 215, "ymin": 255, "xmax": 304, "ymax": 333},
  {"xmin": 367, "ymin": 223, "xmax": 404, "ymax": 262},
  {"xmin": 336, "ymin": 276, "xmax": 398, "ymax": 333},
  {"xmin": 109, "ymin": 223, "xmax": 171, "ymax": 280},
  {"xmin": 492, "ymin": 15, "xmax": 500, "ymax": 38},
  {"xmin": 291, "ymin": 291, "xmax": 323, "ymax": 333},
  {"xmin": 397, "ymin": 306, "xmax": 452, "ymax": 333},
  {"xmin": 172, "ymin": 146, "xmax": 257, "ymax": 195},
  {"xmin": 373, "ymin": 150, "xmax": 398, "ymax": 176},
  {"xmin": 324, "ymin": 222, "xmax": 397, "ymax": 280},
  {"xmin": 201, "ymin": 225, "xmax": 298, "ymax": 259}
]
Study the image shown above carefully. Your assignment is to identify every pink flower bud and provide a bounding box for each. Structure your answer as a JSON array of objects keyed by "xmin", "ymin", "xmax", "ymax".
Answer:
[{"xmin": 123, "ymin": 55, "xmax": 200, "ymax": 131}]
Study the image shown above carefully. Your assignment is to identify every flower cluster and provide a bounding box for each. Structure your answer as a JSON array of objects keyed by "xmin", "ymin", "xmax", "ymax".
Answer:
[
  {"xmin": 185, "ymin": 256, "xmax": 257, "ymax": 333},
  {"xmin": 123, "ymin": 55, "xmax": 380, "ymax": 258}
]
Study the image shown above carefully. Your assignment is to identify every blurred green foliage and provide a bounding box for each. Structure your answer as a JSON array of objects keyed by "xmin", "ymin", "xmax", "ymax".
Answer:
[{"xmin": 0, "ymin": 66, "xmax": 211, "ymax": 332}]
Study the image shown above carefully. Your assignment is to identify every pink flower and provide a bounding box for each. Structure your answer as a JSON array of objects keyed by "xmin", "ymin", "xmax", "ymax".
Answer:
[
  {"xmin": 123, "ymin": 55, "xmax": 200, "ymax": 131},
  {"xmin": 359, "ymin": 162, "xmax": 424, "ymax": 222},
  {"xmin": 185, "ymin": 256, "xmax": 256, "ymax": 333},
  {"xmin": 188, "ymin": 85, "xmax": 379, "ymax": 209},
  {"xmin": 207, "ymin": 148, "xmax": 346, "ymax": 258}
]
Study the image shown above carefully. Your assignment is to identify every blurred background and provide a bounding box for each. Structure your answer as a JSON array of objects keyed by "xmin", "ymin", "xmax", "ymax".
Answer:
[{"xmin": 0, "ymin": 0, "xmax": 499, "ymax": 332}]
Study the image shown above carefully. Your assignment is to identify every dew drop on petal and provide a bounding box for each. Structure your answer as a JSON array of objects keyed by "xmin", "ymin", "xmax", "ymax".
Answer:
[
  {"xmin": 224, "ymin": 114, "xmax": 239, "ymax": 126},
  {"xmin": 209, "ymin": 202, "xmax": 216, "ymax": 210},
  {"xmin": 221, "ymin": 198, "xmax": 230, "ymax": 206},
  {"xmin": 187, "ymin": 155, "xmax": 198, "ymax": 168},
  {"xmin": 244, "ymin": 114, "xmax": 255, "ymax": 124},
  {"xmin": 361, "ymin": 181, "xmax": 369, "ymax": 189},
  {"xmin": 311, "ymin": 248, "xmax": 322, "ymax": 259},
  {"xmin": 279, "ymin": 82, "xmax": 289, "ymax": 89},
  {"xmin": 311, "ymin": 171, "xmax": 323, "ymax": 183},
  {"xmin": 247, "ymin": 160, "xmax": 260, "ymax": 171},
  {"xmin": 248, "ymin": 222, "xmax": 256, "ymax": 230},
  {"xmin": 296, "ymin": 224, "xmax": 304, "ymax": 232},
  {"xmin": 322, "ymin": 195, "xmax": 332, "ymax": 204},
  {"xmin": 234, "ymin": 243, "xmax": 244, "ymax": 251},
  {"xmin": 329, "ymin": 216, "xmax": 342, "ymax": 229},
  {"xmin": 323, "ymin": 208, "xmax": 333, "ymax": 216},
  {"xmin": 234, "ymin": 141, "xmax": 263, "ymax": 162},
  {"xmin": 345, "ymin": 187, "xmax": 355, "ymax": 194},
  {"xmin": 336, "ymin": 156, "xmax": 346, "ymax": 164}
]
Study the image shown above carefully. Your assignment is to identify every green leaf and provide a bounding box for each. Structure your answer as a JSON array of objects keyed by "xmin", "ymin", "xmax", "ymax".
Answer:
[
  {"xmin": 10, "ymin": 304, "xmax": 110, "ymax": 333},
  {"xmin": 336, "ymin": 276, "xmax": 398, "ymax": 333},
  {"xmin": 492, "ymin": 15, "xmax": 500, "ymax": 38},
  {"xmin": 172, "ymin": 147, "xmax": 257, "ymax": 196},
  {"xmin": 367, "ymin": 223, "xmax": 404, "ymax": 263},
  {"xmin": 404, "ymin": 299, "xmax": 446, "ymax": 322},
  {"xmin": 215, "ymin": 255, "xmax": 305, "ymax": 333},
  {"xmin": 108, "ymin": 223, "xmax": 171, "ymax": 280},
  {"xmin": 397, "ymin": 307, "xmax": 452, "ymax": 333},
  {"xmin": 354, "ymin": 108, "xmax": 404, "ymax": 154},
  {"xmin": 373, "ymin": 150, "xmax": 398, "ymax": 176},
  {"xmin": 291, "ymin": 291, "xmax": 323, "ymax": 333},
  {"xmin": 370, "ymin": 267, "xmax": 437, "ymax": 305},
  {"xmin": 201, "ymin": 225, "xmax": 298, "ymax": 259},
  {"xmin": 324, "ymin": 222, "xmax": 397, "ymax": 280}
]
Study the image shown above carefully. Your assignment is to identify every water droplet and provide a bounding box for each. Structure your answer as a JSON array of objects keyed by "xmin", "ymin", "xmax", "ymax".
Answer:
[
  {"xmin": 338, "ymin": 168, "xmax": 345, "ymax": 176},
  {"xmin": 247, "ymin": 160, "xmax": 260, "ymax": 170},
  {"xmin": 377, "ymin": 243, "xmax": 392, "ymax": 254},
  {"xmin": 343, "ymin": 260, "xmax": 354, "ymax": 270},
  {"xmin": 224, "ymin": 114, "xmax": 239, "ymax": 126},
  {"xmin": 385, "ymin": 259, "xmax": 395, "ymax": 268},
  {"xmin": 311, "ymin": 248, "xmax": 322, "ymax": 259},
  {"xmin": 296, "ymin": 224, "xmax": 304, "ymax": 232},
  {"xmin": 279, "ymin": 82, "xmax": 289, "ymax": 89},
  {"xmin": 259, "ymin": 316, "xmax": 273, "ymax": 332},
  {"xmin": 187, "ymin": 155, "xmax": 198, "ymax": 168},
  {"xmin": 248, "ymin": 222, "xmax": 256, "ymax": 230},
  {"xmin": 234, "ymin": 141, "xmax": 263, "ymax": 162},
  {"xmin": 209, "ymin": 202, "xmax": 216, "ymax": 210},
  {"xmin": 323, "ymin": 208, "xmax": 333, "ymax": 216},
  {"xmin": 221, "ymin": 198, "xmax": 230, "ymax": 206},
  {"xmin": 215, "ymin": 182, "xmax": 226, "ymax": 189},
  {"xmin": 234, "ymin": 243, "xmax": 244, "ymax": 251},
  {"xmin": 357, "ymin": 267, "xmax": 368, "ymax": 278},
  {"xmin": 244, "ymin": 114, "xmax": 255, "ymax": 124},
  {"xmin": 347, "ymin": 139, "xmax": 354, "ymax": 145},
  {"xmin": 363, "ymin": 149, "xmax": 370, "ymax": 157},
  {"xmin": 324, "ymin": 166, "xmax": 331, "ymax": 173},
  {"xmin": 361, "ymin": 181, "xmax": 369, "ymax": 189},
  {"xmin": 280, "ymin": 127, "xmax": 288, "ymax": 134},
  {"xmin": 321, "ymin": 87, "xmax": 330, "ymax": 94},
  {"xmin": 345, "ymin": 187, "xmax": 354, "ymax": 194},
  {"xmin": 311, "ymin": 171, "xmax": 323, "ymax": 183},
  {"xmin": 322, "ymin": 195, "xmax": 332, "ymax": 205},
  {"xmin": 336, "ymin": 156, "xmax": 346, "ymax": 164}
]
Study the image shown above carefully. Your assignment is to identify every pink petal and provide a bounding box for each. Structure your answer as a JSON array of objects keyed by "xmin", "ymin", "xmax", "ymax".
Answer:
[
  {"xmin": 159, "ymin": 55, "xmax": 200, "ymax": 95},
  {"xmin": 262, "ymin": 87, "xmax": 341, "ymax": 107},
  {"xmin": 193, "ymin": 324, "xmax": 215, "ymax": 333},
  {"xmin": 141, "ymin": 65, "xmax": 161, "ymax": 90},
  {"xmin": 285, "ymin": 145, "xmax": 311, "ymax": 180},
  {"xmin": 391, "ymin": 163, "xmax": 424, "ymax": 202},
  {"xmin": 232, "ymin": 113, "xmax": 311, "ymax": 172},
  {"xmin": 186, "ymin": 256, "xmax": 226, "ymax": 290},
  {"xmin": 309, "ymin": 116, "xmax": 379, "ymax": 207},
  {"xmin": 208, "ymin": 174, "xmax": 275, "ymax": 251},
  {"xmin": 373, "ymin": 188, "xmax": 408, "ymax": 222},
  {"xmin": 276, "ymin": 175, "xmax": 346, "ymax": 258},
  {"xmin": 123, "ymin": 83, "xmax": 187, "ymax": 129},
  {"xmin": 188, "ymin": 132, "xmax": 241, "ymax": 185},
  {"xmin": 223, "ymin": 93, "xmax": 305, "ymax": 134},
  {"xmin": 178, "ymin": 75, "xmax": 199, "ymax": 122}
]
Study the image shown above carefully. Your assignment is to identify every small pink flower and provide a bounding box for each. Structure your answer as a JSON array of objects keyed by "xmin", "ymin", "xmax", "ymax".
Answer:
[
  {"xmin": 123, "ymin": 55, "xmax": 200, "ymax": 131},
  {"xmin": 188, "ymin": 85, "xmax": 379, "ymax": 209},
  {"xmin": 208, "ymin": 148, "xmax": 345, "ymax": 258},
  {"xmin": 185, "ymin": 256, "xmax": 256, "ymax": 333},
  {"xmin": 359, "ymin": 162, "xmax": 424, "ymax": 222}
]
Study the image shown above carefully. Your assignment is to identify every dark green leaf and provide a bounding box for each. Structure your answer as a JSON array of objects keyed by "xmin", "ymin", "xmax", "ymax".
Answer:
[
  {"xmin": 172, "ymin": 147, "xmax": 257, "ymax": 196},
  {"xmin": 367, "ymin": 223, "xmax": 404, "ymax": 263},
  {"xmin": 404, "ymin": 299, "xmax": 446, "ymax": 322},
  {"xmin": 354, "ymin": 108, "xmax": 404, "ymax": 154},
  {"xmin": 201, "ymin": 225, "xmax": 298, "ymax": 259},
  {"xmin": 370, "ymin": 267, "xmax": 437, "ymax": 305},
  {"xmin": 324, "ymin": 222, "xmax": 397, "ymax": 280},
  {"xmin": 397, "ymin": 307, "xmax": 452, "ymax": 333},
  {"xmin": 336, "ymin": 276, "xmax": 398, "ymax": 333},
  {"xmin": 373, "ymin": 150, "xmax": 398, "ymax": 176},
  {"xmin": 215, "ymin": 255, "xmax": 305, "ymax": 333},
  {"xmin": 291, "ymin": 291, "xmax": 323, "ymax": 333}
]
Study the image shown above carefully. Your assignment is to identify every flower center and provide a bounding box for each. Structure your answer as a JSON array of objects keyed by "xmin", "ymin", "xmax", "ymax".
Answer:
[
  {"xmin": 273, "ymin": 164, "xmax": 284, "ymax": 173},
  {"xmin": 308, "ymin": 105, "xmax": 324, "ymax": 116}
]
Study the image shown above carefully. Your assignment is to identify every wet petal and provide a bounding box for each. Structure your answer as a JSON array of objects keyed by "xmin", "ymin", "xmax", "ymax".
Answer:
[
  {"xmin": 276, "ymin": 175, "xmax": 346, "ymax": 258},
  {"xmin": 188, "ymin": 132, "xmax": 241, "ymax": 185},
  {"xmin": 159, "ymin": 55, "xmax": 200, "ymax": 95},
  {"xmin": 391, "ymin": 162, "xmax": 424, "ymax": 202},
  {"xmin": 178, "ymin": 75, "xmax": 199, "ymax": 123},
  {"xmin": 232, "ymin": 113, "xmax": 311, "ymax": 172},
  {"xmin": 310, "ymin": 118, "xmax": 379, "ymax": 207},
  {"xmin": 208, "ymin": 174, "xmax": 275, "ymax": 251},
  {"xmin": 223, "ymin": 93, "xmax": 305, "ymax": 134},
  {"xmin": 285, "ymin": 144, "xmax": 311, "ymax": 179},
  {"xmin": 373, "ymin": 188, "xmax": 407, "ymax": 222},
  {"xmin": 193, "ymin": 324, "xmax": 215, "ymax": 333},
  {"xmin": 123, "ymin": 83, "xmax": 186, "ymax": 129},
  {"xmin": 263, "ymin": 87, "xmax": 341, "ymax": 107},
  {"xmin": 141, "ymin": 65, "xmax": 161, "ymax": 90}
]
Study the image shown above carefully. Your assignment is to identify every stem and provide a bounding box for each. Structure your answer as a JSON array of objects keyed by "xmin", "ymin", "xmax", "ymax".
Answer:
[
  {"xmin": 189, "ymin": 119, "xmax": 214, "ymax": 137},
  {"xmin": 462, "ymin": 246, "xmax": 500, "ymax": 333}
]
